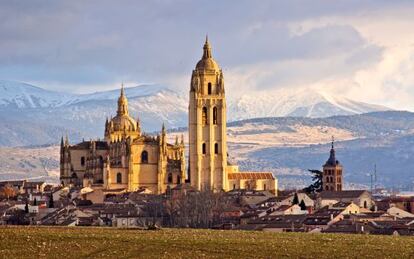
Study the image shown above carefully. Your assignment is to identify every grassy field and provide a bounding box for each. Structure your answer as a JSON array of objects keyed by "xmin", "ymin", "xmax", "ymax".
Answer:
[{"xmin": 0, "ymin": 227, "xmax": 413, "ymax": 258}]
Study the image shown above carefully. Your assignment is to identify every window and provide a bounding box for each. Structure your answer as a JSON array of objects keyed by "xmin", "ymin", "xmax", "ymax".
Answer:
[
  {"xmin": 213, "ymin": 107, "xmax": 218, "ymax": 124},
  {"xmin": 116, "ymin": 173, "xmax": 122, "ymax": 184},
  {"xmin": 214, "ymin": 143, "xmax": 218, "ymax": 154},
  {"xmin": 81, "ymin": 157, "xmax": 85, "ymax": 166},
  {"xmin": 364, "ymin": 201, "xmax": 367, "ymax": 209},
  {"xmin": 177, "ymin": 175, "xmax": 181, "ymax": 184},
  {"xmin": 202, "ymin": 143, "xmax": 206, "ymax": 154},
  {"xmin": 141, "ymin": 151, "xmax": 148, "ymax": 163},
  {"xmin": 202, "ymin": 107, "xmax": 208, "ymax": 125},
  {"xmin": 168, "ymin": 173, "xmax": 173, "ymax": 184},
  {"xmin": 208, "ymin": 82, "xmax": 212, "ymax": 94}
]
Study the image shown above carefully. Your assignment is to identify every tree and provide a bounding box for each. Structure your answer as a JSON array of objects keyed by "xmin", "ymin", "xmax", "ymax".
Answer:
[
  {"xmin": 299, "ymin": 200, "xmax": 307, "ymax": 211},
  {"xmin": 0, "ymin": 185, "xmax": 16, "ymax": 200},
  {"xmin": 24, "ymin": 200, "xmax": 29, "ymax": 214},
  {"xmin": 303, "ymin": 169, "xmax": 323, "ymax": 194},
  {"xmin": 292, "ymin": 193, "xmax": 299, "ymax": 205},
  {"xmin": 49, "ymin": 192, "xmax": 54, "ymax": 208}
]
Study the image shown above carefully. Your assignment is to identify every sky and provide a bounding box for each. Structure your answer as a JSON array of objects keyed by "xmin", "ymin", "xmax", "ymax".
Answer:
[{"xmin": 1, "ymin": 0, "xmax": 414, "ymax": 110}]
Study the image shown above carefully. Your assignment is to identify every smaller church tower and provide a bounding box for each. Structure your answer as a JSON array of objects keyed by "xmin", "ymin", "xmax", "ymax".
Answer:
[{"xmin": 322, "ymin": 137, "xmax": 343, "ymax": 191}]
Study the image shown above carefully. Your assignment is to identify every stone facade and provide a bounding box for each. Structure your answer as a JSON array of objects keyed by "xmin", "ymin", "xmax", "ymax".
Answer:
[
  {"xmin": 60, "ymin": 87, "xmax": 186, "ymax": 194},
  {"xmin": 188, "ymin": 37, "xmax": 277, "ymax": 194}
]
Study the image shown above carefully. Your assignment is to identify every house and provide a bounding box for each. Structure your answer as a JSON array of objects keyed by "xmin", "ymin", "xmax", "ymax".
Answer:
[
  {"xmin": 261, "ymin": 215, "xmax": 307, "ymax": 232},
  {"xmin": 322, "ymin": 219, "xmax": 375, "ymax": 234},
  {"xmin": 279, "ymin": 193, "xmax": 314, "ymax": 208},
  {"xmin": 23, "ymin": 181, "xmax": 46, "ymax": 194},
  {"xmin": 241, "ymin": 214, "xmax": 307, "ymax": 232},
  {"xmin": 317, "ymin": 190, "xmax": 373, "ymax": 209},
  {"xmin": 114, "ymin": 213, "xmax": 141, "ymax": 228},
  {"xmin": 330, "ymin": 202, "xmax": 360, "ymax": 215},
  {"xmin": 376, "ymin": 197, "xmax": 414, "ymax": 214},
  {"xmin": 386, "ymin": 206, "xmax": 414, "ymax": 219},
  {"xmin": 303, "ymin": 208, "xmax": 343, "ymax": 232},
  {"xmin": 269, "ymin": 204, "xmax": 306, "ymax": 216}
]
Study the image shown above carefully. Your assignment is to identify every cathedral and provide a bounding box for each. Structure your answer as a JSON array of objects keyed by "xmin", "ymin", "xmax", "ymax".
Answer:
[
  {"xmin": 60, "ymin": 37, "xmax": 277, "ymax": 195},
  {"xmin": 60, "ymin": 87, "xmax": 186, "ymax": 194}
]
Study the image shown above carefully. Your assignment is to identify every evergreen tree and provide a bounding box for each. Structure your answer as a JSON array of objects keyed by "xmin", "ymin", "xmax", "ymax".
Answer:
[
  {"xmin": 303, "ymin": 169, "xmax": 323, "ymax": 194},
  {"xmin": 292, "ymin": 193, "xmax": 299, "ymax": 205},
  {"xmin": 49, "ymin": 192, "xmax": 54, "ymax": 208},
  {"xmin": 299, "ymin": 199, "xmax": 307, "ymax": 210},
  {"xmin": 24, "ymin": 200, "xmax": 29, "ymax": 214}
]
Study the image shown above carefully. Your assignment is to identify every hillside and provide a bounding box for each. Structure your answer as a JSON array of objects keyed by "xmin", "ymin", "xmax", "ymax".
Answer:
[
  {"xmin": 0, "ymin": 227, "xmax": 413, "ymax": 258},
  {"xmin": 3, "ymin": 111, "xmax": 414, "ymax": 189}
]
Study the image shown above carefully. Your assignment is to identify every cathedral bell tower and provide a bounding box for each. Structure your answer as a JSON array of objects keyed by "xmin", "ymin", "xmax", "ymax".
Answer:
[{"xmin": 189, "ymin": 37, "xmax": 227, "ymax": 191}]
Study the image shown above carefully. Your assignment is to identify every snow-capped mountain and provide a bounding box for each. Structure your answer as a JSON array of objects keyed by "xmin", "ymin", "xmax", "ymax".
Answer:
[
  {"xmin": 0, "ymin": 80, "xmax": 390, "ymax": 146},
  {"xmin": 0, "ymin": 80, "xmax": 75, "ymax": 108},
  {"xmin": 0, "ymin": 80, "xmax": 188, "ymax": 146},
  {"xmin": 228, "ymin": 87, "xmax": 389, "ymax": 120}
]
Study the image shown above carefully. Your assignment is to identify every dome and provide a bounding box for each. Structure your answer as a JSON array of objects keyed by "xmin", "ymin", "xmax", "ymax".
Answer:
[
  {"xmin": 195, "ymin": 36, "xmax": 220, "ymax": 71},
  {"xmin": 110, "ymin": 114, "xmax": 137, "ymax": 131},
  {"xmin": 196, "ymin": 57, "xmax": 219, "ymax": 71},
  {"xmin": 109, "ymin": 85, "xmax": 138, "ymax": 132}
]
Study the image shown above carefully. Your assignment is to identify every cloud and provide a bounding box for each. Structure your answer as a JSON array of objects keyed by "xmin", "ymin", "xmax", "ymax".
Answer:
[{"xmin": 0, "ymin": 1, "xmax": 413, "ymax": 110}]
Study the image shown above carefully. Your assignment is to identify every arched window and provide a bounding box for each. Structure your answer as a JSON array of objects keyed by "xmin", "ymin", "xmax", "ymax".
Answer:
[
  {"xmin": 202, "ymin": 143, "xmax": 206, "ymax": 154},
  {"xmin": 208, "ymin": 82, "xmax": 212, "ymax": 94},
  {"xmin": 167, "ymin": 173, "xmax": 173, "ymax": 184},
  {"xmin": 214, "ymin": 143, "xmax": 218, "ymax": 154},
  {"xmin": 202, "ymin": 107, "xmax": 208, "ymax": 125},
  {"xmin": 81, "ymin": 157, "xmax": 85, "ymax": 166},
  {"xmin": 116, "ymin": 172, "xmax": 122, "ymax": 184},
  {"xmin": 141, "ymin": 151, "xmax": 148, "ymax": 163},
  {"xmin": 213, "ymin": 107, "xmax": 218, "ymax": 125}
]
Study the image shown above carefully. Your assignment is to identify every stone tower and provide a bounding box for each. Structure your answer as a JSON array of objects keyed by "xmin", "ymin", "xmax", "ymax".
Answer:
[
  {"xmin": 189, "ymin": 37, "xmax": 227, "ymax": 191},
  {"xmin": 322, "ymin": 137, "xmax": 343, "ymax": 191}
]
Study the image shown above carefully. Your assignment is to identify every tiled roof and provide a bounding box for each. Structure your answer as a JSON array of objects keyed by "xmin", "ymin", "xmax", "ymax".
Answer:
[
  {"xmin": 228, "ymin": 172, "xmax": 274, "ymax": 180},
  {"xmin": 319, "ymin": 190, "xmax": 368, "ymax": 199}
]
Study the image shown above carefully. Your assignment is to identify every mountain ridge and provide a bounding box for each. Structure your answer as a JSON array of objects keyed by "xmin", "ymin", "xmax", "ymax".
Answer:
[{"xmin": 0, "ymin": 80, "xmax": 391, "ymax": 147}]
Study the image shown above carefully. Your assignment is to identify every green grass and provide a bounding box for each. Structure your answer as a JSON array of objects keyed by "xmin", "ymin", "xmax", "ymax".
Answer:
[{"xmin": 0, "ymin": 227, "xmax": 413, "ymax": 258}]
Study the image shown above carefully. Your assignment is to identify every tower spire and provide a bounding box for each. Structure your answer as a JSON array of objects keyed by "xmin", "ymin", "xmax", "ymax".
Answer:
[
  {"xmin": 117, "ymin": 83, "xmax": 129, "ymax": 116},
  {"xmin": 203, "ymin": 35, "xmax": 212, "ymax": 59},
  {"xmin": 326, "ymin": 135, "xmax": 337, "ymax": 166}
]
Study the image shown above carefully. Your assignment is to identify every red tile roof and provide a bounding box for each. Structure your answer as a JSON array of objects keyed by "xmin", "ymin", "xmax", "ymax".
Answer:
[{"xmin": 228, "ymin": 172, "xmax": 274, "ymax": 180}]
